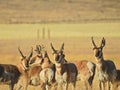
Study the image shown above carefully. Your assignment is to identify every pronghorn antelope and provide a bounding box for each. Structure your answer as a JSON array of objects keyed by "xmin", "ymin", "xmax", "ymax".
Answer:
[
  {"xmin": 0, "ymin": 47, "xmax": 33, "ymax": 90},
  {"xmin": 51, "ymin": 43, "xmax": 96, "ymax": 90},
  {"xmin": 38, "ymin": 47, "xmax": 56, "ymax": 90},
  {"xmin": 113, "ymin": 70, "xmax": 120, "ymax": 90},
  {"xmin": 28, "ymin": 45, "xmax": 56, "ymax": 90},
  {"xmin": 50, "ymin": 43, "xmax": 78, "ymax": 90},
  {"xmin": 91, "ymin": 37, "xmax": 117, "ymax": 90},
  {"xmin": 73, "ymin": 60, "xmax": 96, "ymax": 90},
  {"xmin": 0, "ymin": 64, "xmax": 20, "ymax": 90},
  {"xmin": 28, "ymin": 45, "xmax": 43, "ymax": 86},
  {"xmin": 14, "ymin": 47, "xmax": 33, "ymax": 90}
]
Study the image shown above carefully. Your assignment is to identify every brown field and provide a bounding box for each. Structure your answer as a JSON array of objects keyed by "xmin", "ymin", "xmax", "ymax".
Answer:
[
  {"xmin": 0, "ymin": 0, "xmax": 120, "ymax": 23},
  {"xmin": 0, "ymin": 0, "xmax": 120, "ymax": 89},
  {"xmin": 0, "ymin": 23, "xmax": 120, "ymax": 89}
]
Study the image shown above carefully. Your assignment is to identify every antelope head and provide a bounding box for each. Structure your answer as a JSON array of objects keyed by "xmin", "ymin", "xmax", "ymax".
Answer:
[
  {"xmin": 50, "ymin": 43, "xmax": 65, "ymax": 64},
  {"xmin": 91, "ymin": 37, "xmax": 105, "ymax": 60},
  {"xmin": 29, "ymin": 45, "xmax": 43, "ymax": 66},
  {"xmin": 42, "ymin": 50, "xmax": 51, "ymax": 64},
  {"xmin": 18, "ymin": 47, "xmax": 33, "ymax": 70},
  {"xmin": 34, "ymin": 45, "xmax": 42, "ymax": 55}
]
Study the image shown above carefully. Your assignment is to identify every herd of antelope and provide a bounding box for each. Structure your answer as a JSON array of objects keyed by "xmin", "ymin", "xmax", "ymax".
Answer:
[{"xmin": 0, "ymin": 37, "xmax": 120, "ymax": 90}]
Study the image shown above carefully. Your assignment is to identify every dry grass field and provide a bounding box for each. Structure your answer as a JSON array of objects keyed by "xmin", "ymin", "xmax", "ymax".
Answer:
[
  {"xmin": 0, "ymin": 23, "xmax": 120, "ymax": 90},
  {"xmin": 0, "ymin": 0, "xmax": 120, "ymax": 89}
]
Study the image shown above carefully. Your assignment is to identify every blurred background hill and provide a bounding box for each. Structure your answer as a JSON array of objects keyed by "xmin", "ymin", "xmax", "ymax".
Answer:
[{"xmin": 0, "ymin": 0, "xmax": 120, "ymax": 23}]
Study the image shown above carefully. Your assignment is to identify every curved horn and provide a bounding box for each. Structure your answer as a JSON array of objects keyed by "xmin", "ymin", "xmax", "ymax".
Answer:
[
  {"xmin": 100, "ymin": 37, "xmax": 105, "ymax": 48},
  {"xmin": 44, "ymin": 51, "xmax": 48, "ymax": 57},
  {"xmin": 91, "ymin": 37, "xmax": 97, "ymax": 48},
  {"xmin": 41, "ymin": 44, "xmax": 45, "ymax": 51},
  {"xmin": 38, "ymin": 45, "xmax": 41, "ymax": 51},
  {"xmin": 50, "ymin": 43, "xmax": 56, "ymax": 52},
  {"xmin": 35, "ymin": 45, "xmax": 39, "ymax": 51},
  {"xmin": 60, "ymin": 43, "xmax": 64, "ymax": 52},
  {"xmin": 35, "ymin": 45, "xmax": 41, "ymax": 54},
  {"xmin": 28, "ymin": 47, "xmax": 33, "ymax": 59},
  {"xmin": 18, "ymin": 47, "xmax": 25, "ymax": 58}
]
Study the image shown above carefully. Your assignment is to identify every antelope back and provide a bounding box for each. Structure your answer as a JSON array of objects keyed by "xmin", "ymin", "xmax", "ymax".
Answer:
[
  {"xmin": 50, "ymin": 43, "xmax": 66, "ymax": 64},
  {"xmin": 91, "ymin": 37, "xmax": 105, "ymax": 59}
]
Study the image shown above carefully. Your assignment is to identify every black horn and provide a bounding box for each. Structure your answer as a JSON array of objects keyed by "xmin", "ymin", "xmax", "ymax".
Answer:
[
  {"xmin": 18, "ymin": 47, "xmax": 25, "ymax": 58},
  {"xmin": 28, "ymin": 47, "xmax": 33, "ymax": 60},
  {"xmin": 100, "ymin": 37, "xmax": 105, "ymax": 48},
  {"xmin": 50, "ymin": 43, "xmax": 56, "ymax": 53},
  {"xmin": 60, "ymin": 43, "xmax": 64, "ymax": 52},
  {"xmin": 35, "ymin": 45, "xmax": 41, "ymax": 54},
  {"xmin": 91, "ymin": 37, "xmax": 97, "ymax": 48},
  {"xmin": 38, "ymin": 45, "xmax": 41, "ymax": 51}
]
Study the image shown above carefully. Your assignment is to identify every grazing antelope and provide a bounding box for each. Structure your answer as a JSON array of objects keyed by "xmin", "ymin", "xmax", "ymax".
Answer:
[
  {"xmin": 0, "ymin": 47, "xmax": 33, "ymax": 90},
  {"xmin": 50, "ymin": 43, "xmax": 78, "ymax": 90},
  {"xmin": 91, "ymin": 37, "xmax": 117, "ymax": 90},
  {"xmin": 28, "ymin": 45, "xmax": 56, "ymax": 90},
  {"xmin": 14, "ymin": 47, "xmax": 33, "ymax": 90}
]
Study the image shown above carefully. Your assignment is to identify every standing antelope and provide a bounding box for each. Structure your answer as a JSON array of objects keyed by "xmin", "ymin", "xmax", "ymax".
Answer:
[
  {"xmin": 113, "ymin": 70, "xmax": 120, "ymax": 90},
  {"xmin": 28, "ymin": 45, "xmax": 56, "ymax": 90},
  {"xmin": 0, "ymin": 47, "xmax": 33, "ymax": 90},
  {"xmin": 73, "ymin": 60, "xmax": 96, "ymax": 90},
  {"xmin": 14, "ymin": 47, "xmax": 33, "ymax": 90},
  {"xmin": 51, "ymin": 43, "xmax": 96, "ymax": 90},
  {"xmin": 91, "ymin": 37, "xmax": 117, "ymax": 90},
  {"xmin": 50, "ymin": 43, "xmax": 78, "ymax": 90},
  {"xmin": 28, "ymin": 45, "xmax": 43, "ymax": 86},
  {"xmin": 0, "ymin": 63, "xmax": 21, "ymax": 90}
]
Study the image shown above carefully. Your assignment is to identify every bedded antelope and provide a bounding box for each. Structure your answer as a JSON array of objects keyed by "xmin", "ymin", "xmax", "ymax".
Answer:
[
  {"xmin": 91, "ymin": 37, "xmax": 117, "ymax": 90},
  {"xmin": 50, "ymin": 43, "xmax": 78, "ymax": 90},
  {"xmin": 51, "ymin": 43, "xmax": 96, "ymax": 90},
  {"xmin": 28, "ymin": 45, "xmax": 55, "ymax": 90},
  {"xmin": 0, "ymin": 47, "xmax": 33, "ymax": 90}
]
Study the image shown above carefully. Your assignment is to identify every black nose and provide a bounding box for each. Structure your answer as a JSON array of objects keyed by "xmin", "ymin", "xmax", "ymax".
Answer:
[
  {"xmin": 95, "ymin": 52, "xmax": 100, "ymax": 57},
  {"xmin": 26, "ymin": 64, "xmax": 29, "ymax": 67},
  {"xmin": 55, "ymin": 56, "xmax": 59, "ymax": 61}
]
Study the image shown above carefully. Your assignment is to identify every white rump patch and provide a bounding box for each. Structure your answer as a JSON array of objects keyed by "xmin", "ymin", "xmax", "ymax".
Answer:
[
  {"xmin": 40, "ymin": 68, "xmax": 54, "ymax": 83},
  {"xmin": 87, "ymin": 62, "xmax": 95, "ymax": 76}
]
